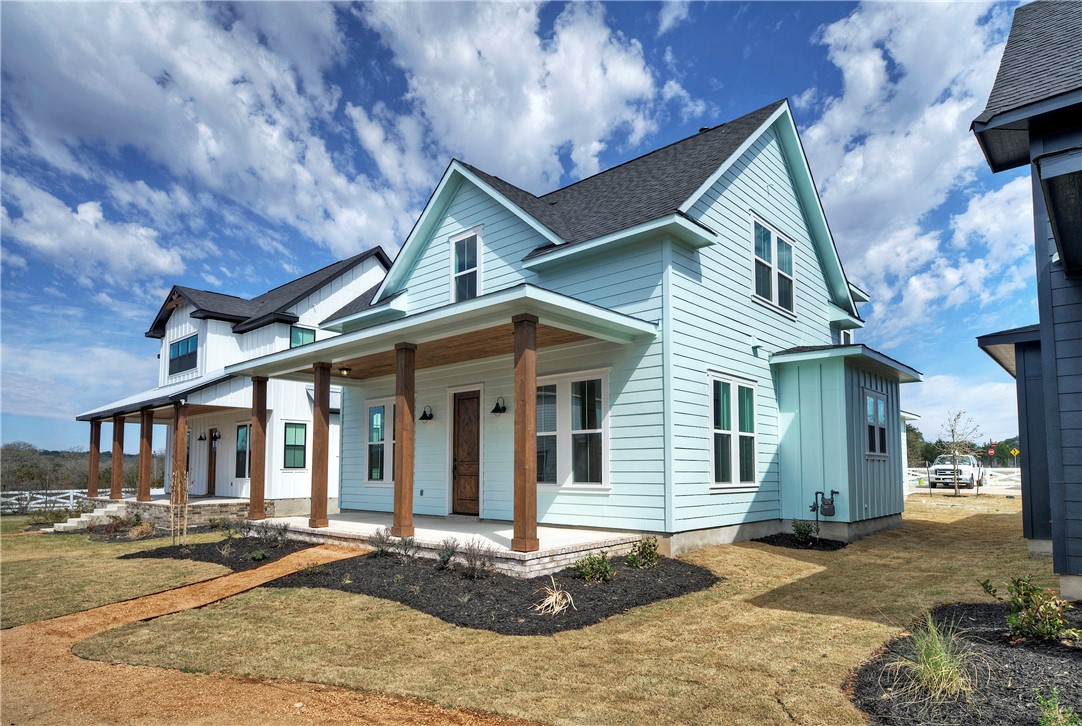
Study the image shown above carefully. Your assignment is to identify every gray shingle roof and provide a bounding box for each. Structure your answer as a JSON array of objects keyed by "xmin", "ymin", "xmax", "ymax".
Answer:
[
  {"xmin": 975, "ymin": 1, "xmax": 1082, "ymax": 122},
  {"xmin": 320, "ymin": 285, "xmax": 405, "ymax": 326},
  {"xmin": 146, "ymin": 247, "xmax": 390, "ymax": 338}
]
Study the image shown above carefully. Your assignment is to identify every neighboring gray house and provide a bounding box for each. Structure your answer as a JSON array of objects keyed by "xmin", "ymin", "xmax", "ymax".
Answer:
[{"xmin": 975, "ymin": 0, "xmax": 1082, "ymax": 599}]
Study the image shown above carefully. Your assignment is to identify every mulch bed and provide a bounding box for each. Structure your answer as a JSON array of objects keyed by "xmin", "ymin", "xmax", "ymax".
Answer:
[
  {"xmin": 751, "ymin": 532, "xmax": 848, "ymax": 551},
  {"xmin": 119, "ymin": 536, "xmax": 308, "ymax": 571},
  {"xmin": 849, "ymin": 602, "xmax": 1082, "ymax": 725},
  {"xmin": 266, "ymin": 553, "xmax": 720, "ymax": 636}
]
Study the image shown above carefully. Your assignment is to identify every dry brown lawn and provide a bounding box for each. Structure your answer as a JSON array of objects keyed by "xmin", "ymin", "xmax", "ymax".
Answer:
[{"xmin": 74, "ymin": 496, "xmax": 1052, "ymax": 725}]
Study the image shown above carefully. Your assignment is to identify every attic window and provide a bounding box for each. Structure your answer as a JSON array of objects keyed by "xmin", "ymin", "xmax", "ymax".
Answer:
[
  {"xmin": 451, "ymin": 229, "xmax": 481, "ymax": 302},
  {"xmin": 752, "ymin": 219, "xmax": 795, "ymax": 314},
  {"xmin": 168, "ymin": 334, "xmax": 198, "ymax": 375},
  {"xmin": 290, "ymin": 325, "xmax": 316, "ymax": 348}
]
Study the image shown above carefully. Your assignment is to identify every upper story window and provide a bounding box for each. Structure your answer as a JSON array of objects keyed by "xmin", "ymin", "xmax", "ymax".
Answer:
[
  {"xmin": 752, "ymin": 219, "xmax": 795, "ymax": 314},
  {"xmin": 535, "ymin": 371, "xmax": 608, "ymax": 489},
  {"xmin": 865, "ymin": 390, "xmax": 888, "ymax": 457},
  {"xmin": 710, "ymin": 374, "xmax": 757, "ymax": 488},
  {"xmin": 168, "ymin": 334, "xmax": 198, "ymax": 375},
  {"xmin": 451, "ymin": 229, "xmax": 480, "ymax": 302},
  {"xmin": 290, "ymin": 325, "xmax": 316, "ymax": 348}
]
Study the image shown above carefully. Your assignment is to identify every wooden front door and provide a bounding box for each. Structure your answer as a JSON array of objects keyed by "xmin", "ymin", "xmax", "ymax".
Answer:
[
  {"xmin": 452, "ymin": 391, "xmax": 480, "ymax": 515},
  {"xmin": 207, "ymin": 428, "xmax": 218, "ymax": 496}
]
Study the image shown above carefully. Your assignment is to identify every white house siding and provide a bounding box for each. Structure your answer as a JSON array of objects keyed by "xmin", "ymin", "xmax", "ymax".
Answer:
[
  {"xmin": 159, "ymin": 302, "xmax": 204, "ymax": 386},
  {"xmin": 671, "ymin": 124, "xmax": 835, "ymax": 530},
  {"xmin": 287, "ymin": 256, "xmax": 386, "ymax": 340}
]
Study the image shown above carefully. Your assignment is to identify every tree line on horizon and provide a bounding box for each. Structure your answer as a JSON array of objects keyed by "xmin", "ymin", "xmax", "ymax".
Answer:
[
  {"xmin": 0, "ymin": 441, "xmax": 165, "ymax": 491},
  {"xmin": 905, "ymin": 424, "xmax": 1020, "ymax": 469}
]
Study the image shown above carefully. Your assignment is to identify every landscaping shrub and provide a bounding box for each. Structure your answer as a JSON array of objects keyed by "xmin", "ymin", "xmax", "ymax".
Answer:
[
  {"xmin": 27, "ymin": 505, "xmax": 87, "ymax": 525},
  {"xmin": 1036, "ymin": 688, "xmax": 1082, "ymax": 726},
  {"xmin": 980, "ymin": 575, "xmax": 1081, "ymax": 641},
  {"xmin": 253, "ymin": 520, "xmax": 290, "ymax": 546},
  {"xmin": 574, "ymin": 551, "xmax": 614, "ymax": 583},
  {"xmin": 534, "ymin": 575, "xmax": 576, "ymax": 616},
  {"xmin": 368, "ymin": 526, "xmax": 393, "ymax": 557},
  {"xmin": 246, "ymin": 549, "xmax": 268, "ymax": 562},
  {"xmin": 459, "ymin": 537, "xmax": 495, "ymax": 579},
  {"xmin": 301, "ymin": 564, "xmax": 325, "ymax": 577},
  {"xmin": 127, "ymin": 522, "xmax": 156, "ymax": 539},
  {"xmin": 435, "ymin": 536, "xmax": 458, "ymax": 570},
  {"xmin": 791, "ymin": 519, "xmax": 817, "ymax": 544},
  {"xmin": 392, "ymin": 535, "xmax": 419, "ymax": 559},
  {"xmin": 885, "ymin": 612, "xmax": 974, "ymax": 705},
  {"xmin": 626, "ymin": 536, "xmax": 660, "ymax": 569}
]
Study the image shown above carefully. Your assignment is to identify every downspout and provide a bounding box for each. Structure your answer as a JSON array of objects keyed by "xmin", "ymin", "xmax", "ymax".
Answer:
[{"xmin": 662, "ymin": 240, "xmax": 676, "ymax": 534}]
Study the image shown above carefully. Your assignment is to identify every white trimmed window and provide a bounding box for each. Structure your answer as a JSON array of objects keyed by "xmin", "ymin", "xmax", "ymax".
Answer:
[
  {"xmin": 235, "ymin": 423, "xmax": 251, "ymax": 478},
  {"xmin": 710, "ymin": 374, "xmax": 757, "ymax": 488},
  {"xmin": 864, "ymin": 389, "xmax": 888, "ymax": 457},
  {"xmin": 168, "ymin": 334, "xmax": 198, "ymax": 375},
  {"xmin": 450, "ymin": 228, "xmax": 481, "ymax": 302},
  {"xmin": 752, "ymin": 218, "xmax": 795, "ymax": 314},
  {"xmin": 366, "ymin": 399, "xmax": 396, "ymax": 483},
  {"xmin": 536, "ymin": 371, "xmax": 608, "ymax": 489}
]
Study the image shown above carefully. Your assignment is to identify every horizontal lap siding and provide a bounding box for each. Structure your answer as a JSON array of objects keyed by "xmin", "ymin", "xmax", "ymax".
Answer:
[
  {"xmin": 672, "ymin": 125, "xmax": 834, "ymax": 530},
  {"xmin": 1050, "ymin": 266, "xmax": 1082, "ymax": 573}
]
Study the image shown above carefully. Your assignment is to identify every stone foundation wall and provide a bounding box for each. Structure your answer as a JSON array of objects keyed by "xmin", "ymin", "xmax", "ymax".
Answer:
[{"xmin": 88, "ymin": 497, "xmax": 264, "ymax": 531}]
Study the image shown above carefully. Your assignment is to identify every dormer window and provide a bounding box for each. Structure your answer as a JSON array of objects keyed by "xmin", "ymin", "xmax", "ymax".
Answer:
[
  {"xmin": 168, "ymin": 334, "xmax": 198, "ymax": 375},
  {"xmin": 451, "ymin": 229, "xmax": 481, "ymax": 302},
  {"xmin": 290, "ymin": 325, "xmax": 316, "ymax": 348},
  {"xmin": 752, "ymin": 218, "xmax": 795, "ymax": 314}
]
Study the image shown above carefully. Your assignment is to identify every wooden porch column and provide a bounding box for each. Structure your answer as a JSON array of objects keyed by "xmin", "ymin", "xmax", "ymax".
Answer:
[
  {"xmin": 392, "ymin": 343, "xmax": 416, "ymax": 537},
  {"xmin": 110, "ymin": 415, "xmax": 125, "ymax": 500},
  {"xmin": 137, "ymin": 409, "xmax": 153, "ymax": 502},
  {"xmin": 248, "ymin": 376, "xmax": 268, "ymax": 521},
  {"xmin": 87, "ymin": 420, "xmax": 101, "ymax": 498},
  {"xmin": 512, "ymin": 314, "xmax": 539, "ymax": 552},
  {"xmin": 172, "ymin": 403, "xmax": 189, "ymax": 491},
  {"xmin": 310, "ymin": 363, "xmax": 331, "ymax": 528}
]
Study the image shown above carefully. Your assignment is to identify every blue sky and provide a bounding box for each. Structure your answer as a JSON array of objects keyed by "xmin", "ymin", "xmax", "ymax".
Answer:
[{"xmin": 1, "ymin": 1, "xmax": 1033, "ymax": 453}]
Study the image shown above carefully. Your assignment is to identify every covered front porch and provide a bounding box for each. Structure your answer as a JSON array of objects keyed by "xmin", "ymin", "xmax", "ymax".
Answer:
[{"xmin": 227, "ymin": 284, "xmax": 658, "ymax": 554}]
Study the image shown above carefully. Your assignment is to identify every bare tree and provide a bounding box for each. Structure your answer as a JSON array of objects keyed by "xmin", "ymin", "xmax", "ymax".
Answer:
[{"xmin": 938, "ymin": 410, "xmax": 982, "ymax": 496}]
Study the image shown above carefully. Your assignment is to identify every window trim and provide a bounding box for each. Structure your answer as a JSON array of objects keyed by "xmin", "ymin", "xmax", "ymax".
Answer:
[
  {"xmin": 283, "ymin": 422, "xmax": 307, "ymax": 470},
  {"xmin": 235, "ymin": 423, "xmax": 252, "ymax": 479},
  {"xmin": 364, "ymin": 397, "xmax": 395, "ymax": 486},
  {"xmin": 708, "ymin": 372, "xmax": 759, "ymax": 492},
  {"xmin": 448, "ymin": 226, "xmax": 483, "ymax": 303},
  {"xmin": 536, "ymin": 368, "xmax": 610, "ymax": 492},
  {"xmin": 290, "ymin": 325, "xmax": 316, "ymax": 348},
  {"xmin": 167, "ymin": 334, "xmax": 198, "ymax": 376},
  {"xmin": 864, "ymin": 388, "xmax": 889, "ymax": 458},
  {"xmin": 749, "ymin": 215, "xmax": 797, "ymax": 316}
]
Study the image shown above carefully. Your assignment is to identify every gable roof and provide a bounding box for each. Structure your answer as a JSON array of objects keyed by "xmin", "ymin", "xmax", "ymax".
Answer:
[
  {"xmin": 146, "ymin": 246, "xmax": 390, "ymax": 338},
  {"xmin": 972, "ymin": 0, "xmax": 1082, "ymax": 171}
]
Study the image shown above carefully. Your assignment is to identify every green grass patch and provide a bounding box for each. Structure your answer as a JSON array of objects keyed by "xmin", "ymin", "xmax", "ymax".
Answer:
[{"xmin": 1, "ymin": 515, "xmax": 31, "ymax": 534}]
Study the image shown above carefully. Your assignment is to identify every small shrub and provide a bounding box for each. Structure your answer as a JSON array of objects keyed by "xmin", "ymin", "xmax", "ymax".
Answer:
[
  {"xmin": 207, "ymin": 517, "xmax": 230, "ymax": 530},
  {"xmin": 368, "ymin": 526, "xmax": 394, "ymax": 557},
  {"xmin": 1036, "ymin": 688, "xmax": 1082, "ymax": 726},
  {"xmin": 981, "ymin": 575, "xmax": 1081, "ymax": 641},
  {"xmin": 460, "ymin": 537, "xmax": 496, "ymax": 579},
  {"xmin": 435, "ymin": 536, "xmax": 458, "ymax": 570},
  {"xmin": 217, "ymin": 539, "xmax": 234, "ymax": 558},
  {"xmin": 28, "ymin": 507, "xmax": 83, "ymax": 525},
  {"xmin": 791, "ymin": 519, "xmax": 817, "ymax": 544},
  {"xmin": 534, "ymin": 575, "xmax": 576, "ymax": 616},
  {"xmin": 626, "ymin": 536, "xmax": 660, "ymax": 569},
  {"xmin": 127, "ymin": 522, "xmax": 156, "ymax": 539},
  {"xmin": 300, "ymin": 564, "xmax": 325, "ymax": 577},
  {"xmin": 341, "ymin": 573, "xmax": 353, "ymax": 585},
  {"xmin": 392, "ymin": 535, "xmax": 419, "ymax": 559},
  {"xmin": 246, "ymin": 549, "xmax": 268, "ymax": 562},
  {"xmin": 884, "ymin": 612, "xmax": 974, "ymax": 705},
  {"xmin": 392, "ymin": 573, "xmax": 403, "ymax": 585},
  {"xmin": 574, "ymin": 551, "xmax": 613, "ymax": 583},
  {"xmin": 252, "ymin": 520, "xmax": 291, "ymax": 546}
]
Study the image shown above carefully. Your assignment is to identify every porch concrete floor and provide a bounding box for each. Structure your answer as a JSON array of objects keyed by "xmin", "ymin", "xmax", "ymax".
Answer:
[{"xmin": 265, "ymin": 512, "xmax": 641, "ymax": 578}]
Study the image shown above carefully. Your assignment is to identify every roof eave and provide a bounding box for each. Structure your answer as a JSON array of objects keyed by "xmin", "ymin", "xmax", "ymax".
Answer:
[
  {"xmin": 321, "ymin": 292, "xmax": 410, "ymax": 333},
  {"xmin": 232, "ymin": 312, "xmax": 299, "ymax": 334},
  {"xmin": 770, "ymin": 344, "xmax": 922, "ymax": 384}
]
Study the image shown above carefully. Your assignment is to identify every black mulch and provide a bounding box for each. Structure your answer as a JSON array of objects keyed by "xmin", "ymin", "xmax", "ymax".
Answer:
[
  {"xmin": 849, "ymin": 602, "xmax": 1082, "ymax": 725},
  {"xmin": 265, "ymin": 553, "xmax": 720, "ymax": 636},
  {"xmin": 751, "ymin": 532, "xmax": 848, "ymax": 551},
  {"xmin": 119, "ymin": 536, "xmax": 308, "ymax": 571}
]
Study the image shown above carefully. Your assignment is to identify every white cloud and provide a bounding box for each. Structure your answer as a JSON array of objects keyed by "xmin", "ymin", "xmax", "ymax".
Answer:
[
  {"xmin": 662, "ymin": 80, "xmax": 708, "ymax": 122},
  {"xmin": 901, "ymin": 374, "xmax": 1018, "ymax": 442},
  {"xmin": 657, "ymin": 1, "xmax": 691, "ymax": 37},
  {"xmin": 1, "ymin": 176, "xmax": 183, "ymax": 287}
]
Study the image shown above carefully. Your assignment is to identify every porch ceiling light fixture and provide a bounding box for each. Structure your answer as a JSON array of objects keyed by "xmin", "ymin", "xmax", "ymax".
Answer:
[
  {"xmin": 338, "ymin": 367, "xmax": 352, "ymax": 377},
  {"xmin": 197, "ymin": 433, "xmax": 207, "ymax": 441},
  {"xmin": 419, "ymin": 405, "xmax": 434, "ymax": 422},
  {"xmin": 491, "ymin": 397, "xmax": 507, "ymax": 416}
]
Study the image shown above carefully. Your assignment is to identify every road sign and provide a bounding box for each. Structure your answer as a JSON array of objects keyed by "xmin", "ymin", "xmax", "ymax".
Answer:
[
  {"xmin": 988, "ymin": 448, "xmax": 995, "ymax": 456},
  {"xmin": 1011, "ymin": 447, "xmax": 1020, "ymax": 456}
]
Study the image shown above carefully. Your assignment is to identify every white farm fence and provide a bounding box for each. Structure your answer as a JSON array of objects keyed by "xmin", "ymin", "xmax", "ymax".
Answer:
[
  {"xmin": 0, "ymin": 489, "xmax": 89, "ymax": 514},
  {"xmin": 906, "ymin": 468, "xmax": 1021, "ymax": 487}
]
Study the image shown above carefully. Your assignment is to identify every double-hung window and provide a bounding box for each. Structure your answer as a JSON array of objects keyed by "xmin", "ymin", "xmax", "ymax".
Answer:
[
  {"xmin": 451, "ymin": 229, "xmax": 480, "ymax": 302},
  {"xmin": 168, "ymin": 334, "xmax": 198, "ymax": 375},
  {"xmin": 710, "ymin": 375, "xmax": 757, "ymax": 488},
  {"xmin": 236, "ymin": 423, "xmax": 251, "ymax": 478},
  {"xmin": 284, "ymin": 423, "xmax": 306, "ymax": 469},
  {"xmin": 290, "ymin": 325, "xmax": 316, "ymax": 348},
  {"xmin": 367, "ymin": 401, "xmax": 395, "ymax": 483},
  {"xmin": 752, "ymin": 219, "xmax": 795, "ymax": 314},
  {"xmin": 535, "ymin": 372, "xmax": 608, "ymax": 488},
  {"xmin": 865, "ymin": 390, "xmax": 888, "ymax": 456}
]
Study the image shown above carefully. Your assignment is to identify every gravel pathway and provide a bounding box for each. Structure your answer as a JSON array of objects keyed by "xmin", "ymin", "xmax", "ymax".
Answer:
[{"xmin": 0, "ymin": 544, "xmax": 534, "ymax": 726}]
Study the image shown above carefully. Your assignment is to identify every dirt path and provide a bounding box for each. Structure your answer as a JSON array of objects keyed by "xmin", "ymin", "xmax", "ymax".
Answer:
[{"xmin": 1, "ymin": 545, "xmax": 534, "ymax": 725}]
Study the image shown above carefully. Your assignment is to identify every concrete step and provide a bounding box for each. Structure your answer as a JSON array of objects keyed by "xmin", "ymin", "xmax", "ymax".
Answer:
[{"xmin": 50, "ymin": 502, "xmax": 127, "ymax": 533}]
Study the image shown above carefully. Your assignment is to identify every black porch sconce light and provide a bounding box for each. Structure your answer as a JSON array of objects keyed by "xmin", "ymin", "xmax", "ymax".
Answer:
[
  {"xmin": 197, "ymin": 433, "xmax": 207, "ymax": 441},
  {"xmin": 338, "ymin": 367, "xmax": 352, "ymax": 377},
  {"xmin": 210, "ymin": 430, "xmax": 221, "ymax": 442},
  {"xmin": 491, "ymin": 397, "xmax": 507, "ymax": 416},
  {"xmin": 419, "ymin": 405, "xmax": 434, "ymax": 422}
]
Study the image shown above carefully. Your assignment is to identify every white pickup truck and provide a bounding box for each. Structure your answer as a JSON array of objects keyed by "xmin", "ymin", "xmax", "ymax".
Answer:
[{"xmin": 929, "ymin": 454, "xmax": 984, "ymax": 489}]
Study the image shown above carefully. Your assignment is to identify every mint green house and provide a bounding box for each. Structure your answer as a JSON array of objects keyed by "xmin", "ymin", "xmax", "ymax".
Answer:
[{"xmin": 229, "ymin": 99, "xmax": 921, "ymax": 554}]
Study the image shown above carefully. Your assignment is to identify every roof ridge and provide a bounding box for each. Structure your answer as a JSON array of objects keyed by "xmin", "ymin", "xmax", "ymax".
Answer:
[
  {"xmin": 540, "ymin": 99, "xmax": 786, "ymax": 200},
  {"xmin": 174, "ymin": 285, "xmax": 252, "ymax": 302}
]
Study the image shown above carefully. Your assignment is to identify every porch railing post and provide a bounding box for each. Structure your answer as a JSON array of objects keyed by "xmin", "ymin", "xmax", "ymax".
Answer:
[
  {"xmin": 248, "ymin": 376, "xmax": 268, "ymax": 521},
  {"xmin": 110, "ymin": 414, "xmax": 125, "ymax": 500},
  {"xmin": 392, "ymin": 342, "xmax": 417, "ymax": 537},
  {"xmin": 512, "ymin": 313, "xmax": 539, "ymax": 552},
  {"xmin": 310, "ymin": 363, "xmax": 331, "ymax": 528},
  {"xmin": 137, "ymin": 408, "xmax": 153, "ymax": 502},
  {"xmin": 87, "ymin": 420, "xmax": 101, "ymax": 499}
]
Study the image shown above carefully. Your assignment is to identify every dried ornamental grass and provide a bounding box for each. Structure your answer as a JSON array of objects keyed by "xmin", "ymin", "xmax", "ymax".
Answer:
[
  {"xmin": 883, "ymin": 612, "xmax": 977, "ymax": 706},
  {"xmin": 533, "ymin": 575, "xmax": 576, "ymax": 616}
]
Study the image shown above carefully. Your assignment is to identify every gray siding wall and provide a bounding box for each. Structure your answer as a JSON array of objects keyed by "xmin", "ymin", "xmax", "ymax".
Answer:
[
  {"xmin": 1016, "ymin": 340, "xmax": 1053, "ymax": 540},
  {"xmin": 844, "ymin": 365, "xmax": 904, "ymax": 521}
]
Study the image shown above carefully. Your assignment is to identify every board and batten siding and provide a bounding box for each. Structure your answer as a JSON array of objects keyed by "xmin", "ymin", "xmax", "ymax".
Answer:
[
  {"xmin": 159, "ymin": 302, "xmax": 205, "ymax": 386},
  {"xmin": 844, "ymin": 364, "xmax": 903, "ymax": 522},
  {"xmin": 670, "ymin": 123, "xmax": 836, "ymax": 530},
  {"xmin": 288, "ymin": 257, "xmax": 386, "ymax": 339}
]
